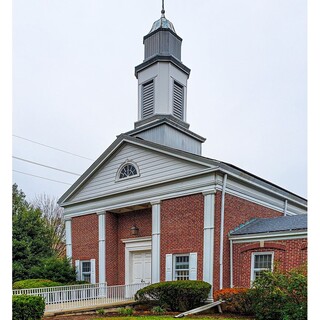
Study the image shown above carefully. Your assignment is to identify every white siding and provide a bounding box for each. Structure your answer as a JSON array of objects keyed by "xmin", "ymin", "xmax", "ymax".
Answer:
[{"xmin": 68, "ymin": 143, "xmax": 207, "ymax": 203}]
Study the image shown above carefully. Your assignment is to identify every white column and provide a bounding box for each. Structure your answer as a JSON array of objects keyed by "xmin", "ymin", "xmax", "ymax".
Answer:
[
  {"xmin": 65, "ymin": 217, "xmax": 72, "ymax": 260},
  {"xmin": 203, "ymin": 191, "xmax": 215, "ymax": 300},
  {"xmin": 151, "ymin": 201, "xmax": 161, "ymax": 283},
  {"xmin": 97, "ymin": 211, "xmax": 106, "ymax": 284}
]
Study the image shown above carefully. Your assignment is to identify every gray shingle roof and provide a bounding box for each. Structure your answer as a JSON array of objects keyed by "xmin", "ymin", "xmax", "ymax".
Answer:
[{"xmin": 230, "ymin": 215, "xmax": 307, "ymax": 236}]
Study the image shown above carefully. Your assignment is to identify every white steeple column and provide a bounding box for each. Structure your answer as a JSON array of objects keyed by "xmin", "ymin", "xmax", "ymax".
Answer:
[
  {"xmin": 97, "ymin": 211, "xmax": 106, "ymax": 284},
  {"xmin": 151, "ymin": 201, "xmax": 161, "ymax": 283},
  {"xmin": 65, "ymin": 217, "xmax": 72, "ymax": 260},
  {"xmin": 203, "ymin": 191, "xmax": 215, "ymax": 300}
]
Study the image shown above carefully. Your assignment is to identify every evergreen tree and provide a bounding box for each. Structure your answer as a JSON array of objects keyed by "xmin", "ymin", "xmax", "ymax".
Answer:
[{"xmin": 12, "ymin": 184, "xmax": 53, "ymax": 282}]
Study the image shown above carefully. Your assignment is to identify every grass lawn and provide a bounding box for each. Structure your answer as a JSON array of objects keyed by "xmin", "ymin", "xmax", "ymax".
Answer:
[{"xmin": 93, "ymin": 317, "xmax": 253, "ymax": 320}]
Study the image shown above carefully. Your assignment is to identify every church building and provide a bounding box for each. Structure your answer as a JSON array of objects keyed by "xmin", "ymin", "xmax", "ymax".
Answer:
[{"xmin": 58, "ymin": 6, "xmax": 307, "ymax": 296}]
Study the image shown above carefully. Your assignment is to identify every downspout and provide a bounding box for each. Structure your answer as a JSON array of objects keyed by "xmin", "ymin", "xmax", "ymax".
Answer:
[
  {"xmin": 230, "ymin": 238, "xmax": 233, "ymax": 288},
  {"xmin": 284, "ymin": 199, "xmax": 288, "ymax": 216},
  {"xmin": 219, "ymin": 174, "xmax": 228, "ymax": 290}
]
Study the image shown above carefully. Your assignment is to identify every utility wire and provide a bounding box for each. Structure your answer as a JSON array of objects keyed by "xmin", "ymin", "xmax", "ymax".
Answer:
[
  {"xmin": 13, "ymin": 156, "xmax": 81, "ymax": 176},
  {"xmin": 13, "ymin": 134, "xmax": 94, "ymax": 161},
  {"xmin": 13, "ymin": 170, "xmax": 72, "ymax": 185}
]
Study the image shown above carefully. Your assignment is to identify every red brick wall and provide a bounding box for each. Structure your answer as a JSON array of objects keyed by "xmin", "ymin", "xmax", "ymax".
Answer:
[
  {"xmin": 117, "ymin": 208, "xmax": 152, "ymax": 285},
  {"xmin": 72, "ymin": 209, "xmax": 152, "ymax": 285},
  {"xmin": 72, "ymin": 214, "xmax": 99, "ymax": 279},
  {"xmin": 214, "ymin": 191, "xmax": 283, "ymax": 290},
  {"xmin": 160, "ymin": 194, "xmax": 204, "ymax": 281},
  {"xmin": 106, "ymin": 212, "xmax": 118, "ymax": 285},
  {"xmin": 232, "ymin": 238, "xmax": 307, "ymax": 287},
  {"xmin": 71, "ymin": 191, "xmax": 305, "ymax": 289}
]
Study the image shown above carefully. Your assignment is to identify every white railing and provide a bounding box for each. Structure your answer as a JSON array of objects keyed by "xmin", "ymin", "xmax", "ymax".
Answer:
[{"xmin": 13, "ymin": 282, "xmax": 149, "ymax": 313}]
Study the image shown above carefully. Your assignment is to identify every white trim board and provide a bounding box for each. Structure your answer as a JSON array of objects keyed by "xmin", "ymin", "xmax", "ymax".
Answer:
[{"xmin": 230, "ymin": 231, "xmax": 307, "ymax": 243}]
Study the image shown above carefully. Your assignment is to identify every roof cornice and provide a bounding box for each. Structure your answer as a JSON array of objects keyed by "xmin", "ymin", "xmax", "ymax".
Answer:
[
  {"xmin": 135, "ymin": 55, "xmax": 190, "ymax": 78},
  {"xmin": 229, "ymin": 229, "xmax": 308, "ymax": 242},
  {"xmin": 127, "ymin": 116, "xmax": 206, "ymax": 143}
]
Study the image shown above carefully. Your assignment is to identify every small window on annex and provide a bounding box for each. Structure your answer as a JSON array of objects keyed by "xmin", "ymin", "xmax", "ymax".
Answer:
[
  {"xmin": 116, "ymin": 161, "xmax": 140, "ymax": 181},
  {"xmin": 251, "ymin": 252, "xmax": 274, "ymax": 282}
]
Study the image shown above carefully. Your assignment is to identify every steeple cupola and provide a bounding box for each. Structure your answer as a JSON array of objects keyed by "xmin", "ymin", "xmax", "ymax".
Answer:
[
  {"xmin": 135, "ymin": 4, "xmax": 191, "ymax": 125},
  {"xmin": 144, "ymin": 8, "xmax": 181, "ymax": 61},
  {"xmin": 127, "ymin": 4, "xmax": 206, "ymax": 156}
]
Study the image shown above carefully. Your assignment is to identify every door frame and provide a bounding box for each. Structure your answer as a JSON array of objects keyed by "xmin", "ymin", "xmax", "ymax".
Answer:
[{"xmin": 122, "ymin": 237, "xmax": 152, "ymax": 285}]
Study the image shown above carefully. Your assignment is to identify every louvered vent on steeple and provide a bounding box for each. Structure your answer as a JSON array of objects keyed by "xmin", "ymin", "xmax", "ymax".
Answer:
[
  {"xmin": 173, "ymin": 81, "xmax": 184, "ymax": 120},
  {"xmin": 142, "ymin": 80, "xmax": 154, "ymax": 118}
]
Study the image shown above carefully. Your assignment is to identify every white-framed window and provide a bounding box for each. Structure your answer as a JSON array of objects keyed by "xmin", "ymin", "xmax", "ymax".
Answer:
[
  {"xmin": 116, "ymin": 160, "xmax": 140, "ymax": 181},
  {"xmin": 165, "ymin": 252, "xmax": 197, "ymax": 281},
  {"xmin": 75, "ymin": 259, "xmax": 96, "ymax": 284},
  {"xmin": 80, "ymin": 260, "xmax": 91, "ymax": 282},
  {"xmin": 251, "ymin": 252, "xmax": 274, "ymax": 282},
  {"xmin": 174, "ymin": 255, "xmax": 190, "ymax": 280}
]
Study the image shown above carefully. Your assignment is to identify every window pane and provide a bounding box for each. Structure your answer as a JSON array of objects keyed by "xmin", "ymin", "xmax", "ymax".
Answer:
[
  {"xmin": 128, "ymin": 165, "xmax": 137, "ymax": 176},
  {"xmin": 82, "ymin": 262, "xmax": 91, "ymax": 272},
  {"xmin": 254, "ymin": 254, "xmax": 272, "ymax": 269},
  {"xmin": 119, "ymin": 164, "xmax": 138, "ymax": 179},
  {"xmin": 176, "ymin": 270, "xmax": 189, "ymax": 280},
  {"xmin": 83, "ymin": 274, "xmax": 91, "ymax": 282},
  {"xmin": 175, "ymin": 256, "xmax": 189, "ymax": 269}
]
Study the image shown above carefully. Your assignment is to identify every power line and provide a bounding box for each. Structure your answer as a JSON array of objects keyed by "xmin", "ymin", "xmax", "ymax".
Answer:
[
  {"xmin": 13, "ymin": 134, "xmax": 94, "ymax": 161},
  {"xmin": 13, "ymin": 156, "xmax": 81, "ymax": 176},
  {"xmin": 13, "ymin": 170, "xmax": 72, "ymax": 185}
]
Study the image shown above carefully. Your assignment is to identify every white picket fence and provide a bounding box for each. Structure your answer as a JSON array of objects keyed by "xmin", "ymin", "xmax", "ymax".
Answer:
[{"xmin": 12, "ymin": 282, "xmax": 149, "ymax": 313}]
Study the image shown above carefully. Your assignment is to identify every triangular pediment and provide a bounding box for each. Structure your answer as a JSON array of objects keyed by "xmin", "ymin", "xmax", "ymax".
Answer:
[{"xmin": 59, "ymin": 136, "xmax": 216, "ymax": 205}]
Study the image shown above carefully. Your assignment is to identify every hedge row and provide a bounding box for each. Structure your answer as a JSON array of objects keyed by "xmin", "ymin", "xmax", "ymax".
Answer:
[
  {"xmin": 13, "ymin": 279, "xmax": 63, "ymax": 290},
  {"xmin": 13, "ymin": 279, "xmax": 88, "ymax": 290},
  {"xmin": 12, "ymin": 295, "xmax": 45, "ymax": 320},
  {"xmin": 135, "ymin": 280, "xmax": 211, "ymax": 311}
]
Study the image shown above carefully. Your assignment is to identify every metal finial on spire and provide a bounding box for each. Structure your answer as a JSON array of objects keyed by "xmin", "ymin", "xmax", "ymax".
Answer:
[{"xmin": 161, "ymin": 0, "xmax": 165, "ymax": 16}]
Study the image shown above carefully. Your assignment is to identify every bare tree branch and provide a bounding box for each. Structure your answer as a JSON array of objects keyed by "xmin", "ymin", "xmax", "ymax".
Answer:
[{"xmin": 32, "ymin": 194, "xmax": 66, "ymax": 258}]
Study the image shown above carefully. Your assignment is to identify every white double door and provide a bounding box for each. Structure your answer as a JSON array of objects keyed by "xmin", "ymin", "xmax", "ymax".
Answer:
[{"xmin": 131, "ymin": 250, "xmax": 151, "ymax": 284}]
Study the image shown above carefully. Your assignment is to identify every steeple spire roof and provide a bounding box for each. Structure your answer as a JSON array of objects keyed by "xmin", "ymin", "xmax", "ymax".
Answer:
[{"xmin": 149, "ymin": 0, "xmax": 176, "ymax": 34}]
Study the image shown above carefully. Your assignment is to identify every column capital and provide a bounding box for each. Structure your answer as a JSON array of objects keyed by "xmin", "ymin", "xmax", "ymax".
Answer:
[
  {"xmin": 96, "ymin": 210, "xmax": 106, "ymax": 216},
  {"xmin": 64, "ymin": 216, "xmax": 72, "ymax": 221},
  {"xmin": 202, "ymin": 189, "xmax": 216, "ymax": 196},
  {"xmin": 150, "ymin": 200, "xmax": 161, "ymax": 206}
]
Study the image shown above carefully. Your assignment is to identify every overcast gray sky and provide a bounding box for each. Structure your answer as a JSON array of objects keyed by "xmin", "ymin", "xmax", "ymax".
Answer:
[{"xmin": 12, "ymin": 0, "xmax": 307, "ymax": 201}]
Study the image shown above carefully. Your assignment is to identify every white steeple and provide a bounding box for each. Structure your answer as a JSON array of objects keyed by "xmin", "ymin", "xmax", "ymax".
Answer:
[
  {"xmin": 127, "ymin": 5, "xmax": 206, "ymax": 156},
  {"xmin": 135, "ymin": 5, "xmax": 190, "ymax": 125}
]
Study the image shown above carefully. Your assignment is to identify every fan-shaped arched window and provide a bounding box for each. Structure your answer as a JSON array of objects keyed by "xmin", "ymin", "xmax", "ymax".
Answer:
[{"xmin": 116, "ymin": 161, "xmax": 140, "ymax": 181}]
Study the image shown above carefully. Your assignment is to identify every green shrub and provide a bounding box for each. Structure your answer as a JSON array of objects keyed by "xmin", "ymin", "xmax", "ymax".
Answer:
[
  {"xmin": 66, "ymin": 280, "xmax": 89, "ymax": 285},
  {"xmin": 151, "ymin": 305, "xmax": 165, "ymax": 314},
  {"xmin": 135, "ymin": 280, "xmax": 211, "ymax": 312},
  {"xmin": 249, "ymin": 265, "xmax": 307, "ymax": 320},
  {"xmin": 13, "ymin": 279, "xmax": 62, "ymax": 289},
  {"xmin": 214, "ymin": 287, "xmax": 253, "ymax": 315},
  {"xmin": 12, "ymin": 295, "xmax": 45, "ymax": 320},
  {"xmin": 29, "ymin": 256, "xmax": 76, "ymax": 283},
  {"xmin": 96, "ymin": 308, "xmax": 106, "ymax": 315},
  {"xmin": 118, "ymin": 307, "xmax": 134, "ymax": 316}
]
